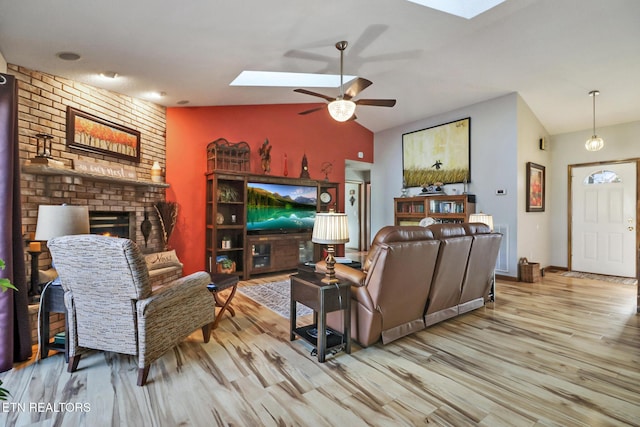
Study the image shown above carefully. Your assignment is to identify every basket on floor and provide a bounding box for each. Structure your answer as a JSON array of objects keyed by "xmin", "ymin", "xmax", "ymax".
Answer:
[{"xmin": 518, "ymin": 257, "xmax": 541, "ymax": 283}]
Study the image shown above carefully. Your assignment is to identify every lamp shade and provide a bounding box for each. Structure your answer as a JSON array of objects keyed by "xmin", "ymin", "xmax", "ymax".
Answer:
[
  {"xmin": 312, "ymin": 212, "xmax": 349, "ymax": 244},
  {"xmin": 34, "ymin": 205, "xmax": 90, "ymax": 241},
  {"xmin": 468, "ymin": 213, "xmax": 494, "ymax": 231},
  {"xmin": 585, "ymin": 135, "xmax": 604, "ymax": 151},
  {"xmin": 327, "ymin": 99, "xmax": 356, "ymax": 122}
]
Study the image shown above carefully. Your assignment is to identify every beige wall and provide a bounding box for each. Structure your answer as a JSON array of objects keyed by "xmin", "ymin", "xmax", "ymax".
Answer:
[{"xmin": 549, "ymin": 120, "xmax": 640, "ymax": 268}]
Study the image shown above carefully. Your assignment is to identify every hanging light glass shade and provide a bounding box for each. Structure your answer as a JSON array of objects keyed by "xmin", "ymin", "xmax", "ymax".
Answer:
[{"xmin": 585, "ymin": 90, "xmax": 604, "ymax": 151}]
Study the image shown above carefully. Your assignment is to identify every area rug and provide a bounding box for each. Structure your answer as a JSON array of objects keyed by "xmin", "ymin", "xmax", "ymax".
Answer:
[
  {"xmin": 238, "ymin": 280, "xmax": 313, "ymax": 319},
  {"xmin": 560, "ymin": 271, "xmax": 637, "ymax": 285}
]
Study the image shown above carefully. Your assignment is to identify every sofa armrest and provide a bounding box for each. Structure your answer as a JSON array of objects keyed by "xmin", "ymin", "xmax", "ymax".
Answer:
[
  {"xmin": 315, "ymin": 260, "xmax": 367, "ymax": 286},
  {"xmin": 315, "ymin": 260, "xmax": 375, "ymax": 312}
]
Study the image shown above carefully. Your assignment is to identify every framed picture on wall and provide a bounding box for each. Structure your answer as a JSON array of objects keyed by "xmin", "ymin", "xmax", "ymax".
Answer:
[
  {"xmin": 526, "ymin": 162, "xmax": 545, "ymax": 212},
  {"xmin": 402, "ymin": 117, "xmax": 470, "ymax": 187},
  {"xmin": 66, "ymin": 106, "xmax": 141, "ymax": 163}
]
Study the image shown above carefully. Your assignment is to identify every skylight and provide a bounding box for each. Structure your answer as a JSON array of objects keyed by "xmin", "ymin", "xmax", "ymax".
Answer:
[
  {"xmin": 230, "ymin": 71, "xmax": 357, "ymax": 88},
  {"xmin": 406, "ymin": 0, "xmax": 506, "ymax": 19}
]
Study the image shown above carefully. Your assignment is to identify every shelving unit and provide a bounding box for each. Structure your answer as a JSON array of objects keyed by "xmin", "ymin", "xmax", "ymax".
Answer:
[
  {"xmin": 394, "ymin": 194, "xmax": 476, "ymax": 225},
  {"xmin": 205, "ymin": 172, "xmax": 247, "ymax": 278},
  {"xmin": 246, "ymin": 234, "xmax": 314, "ymax": 276},
  {"xmin": 205, "ymin": 171, "xmax": 341, "ymax": 279}
]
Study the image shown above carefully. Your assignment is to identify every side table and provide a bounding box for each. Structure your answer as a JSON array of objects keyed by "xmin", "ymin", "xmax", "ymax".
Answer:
[
  {"xmin": 207, "ymin": 273, "xmax": 239, "ymax": 329},
  {"xmin": 290, "ymin": 271, "xmax": 351, "ymax": 362},
  {"xmin": 40, "ymin": 282, "xmax": 68, "ymax": 362}
]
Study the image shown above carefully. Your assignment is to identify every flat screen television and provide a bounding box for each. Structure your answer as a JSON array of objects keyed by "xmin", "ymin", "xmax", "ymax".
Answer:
[{"xmin": 247, "ymin": 182, "xmax": 317, "ymax": 234}]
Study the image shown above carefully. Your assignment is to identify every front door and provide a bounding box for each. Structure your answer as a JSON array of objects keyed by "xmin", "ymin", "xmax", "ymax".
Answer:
[{"xmin": 570, "ymin": 161, "xmax": 637, "ymax": 277}]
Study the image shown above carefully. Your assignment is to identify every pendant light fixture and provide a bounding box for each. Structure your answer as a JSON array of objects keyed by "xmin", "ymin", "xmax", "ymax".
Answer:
[{"xmin": 585, "ymin": 90, "xmax": 604, "ymax": 151}]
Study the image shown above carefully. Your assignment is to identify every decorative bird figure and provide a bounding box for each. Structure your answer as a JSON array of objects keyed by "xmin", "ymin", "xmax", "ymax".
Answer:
[{"xmin": 432, "ymin": 160, "xmax": 443, "ymax": 169}]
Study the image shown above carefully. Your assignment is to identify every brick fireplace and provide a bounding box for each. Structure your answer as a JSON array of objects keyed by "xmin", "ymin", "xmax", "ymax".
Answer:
[{"xmin": 10, "ymin": 63, "xmax": 169, "ymax": 345}]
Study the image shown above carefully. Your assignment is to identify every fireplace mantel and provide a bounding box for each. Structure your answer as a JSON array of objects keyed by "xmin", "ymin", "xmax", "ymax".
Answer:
[{"xmin": 23, "ymin": 164, "xmax": 170, "ymax": 188}]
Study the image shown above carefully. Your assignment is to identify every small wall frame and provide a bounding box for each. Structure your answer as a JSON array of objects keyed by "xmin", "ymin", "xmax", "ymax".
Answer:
[{"xmin": 526, "ymin": 162, "xmax": 545, "ymax": 212}]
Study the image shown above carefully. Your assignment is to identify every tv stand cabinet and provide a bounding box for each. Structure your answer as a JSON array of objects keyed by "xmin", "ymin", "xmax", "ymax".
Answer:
[
  {"xmin": 246, "ymin": 233, "xmax": 314, "ymax": 276},
  {"xmin": 205, "ymin": 171, "xmax": 339, "ymax": 279}
]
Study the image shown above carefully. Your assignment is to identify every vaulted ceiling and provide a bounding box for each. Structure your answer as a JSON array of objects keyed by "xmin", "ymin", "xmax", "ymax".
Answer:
[{"xmin": 1, "ymin": 0, "xmax": 639, "ymax": 135}]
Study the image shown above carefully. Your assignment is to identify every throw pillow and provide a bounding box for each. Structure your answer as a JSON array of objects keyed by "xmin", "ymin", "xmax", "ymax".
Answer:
[{"xmin": 145, "ymin": 250, "xmax": 182, "ymax": 271}]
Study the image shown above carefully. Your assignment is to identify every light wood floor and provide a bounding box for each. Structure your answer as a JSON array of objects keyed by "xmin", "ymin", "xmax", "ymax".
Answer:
[{"xmin": 1, "ymin": 272, "xmax": 638, "ymax": 426}]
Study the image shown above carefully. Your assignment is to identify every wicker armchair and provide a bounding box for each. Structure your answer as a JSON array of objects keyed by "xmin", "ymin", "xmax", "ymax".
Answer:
[{"xmin": 48, "ymin": 235, "xmax": 215, "ymax": 386}]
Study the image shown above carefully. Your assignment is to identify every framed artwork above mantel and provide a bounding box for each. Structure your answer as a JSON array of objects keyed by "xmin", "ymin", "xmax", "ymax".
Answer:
[
  {"xmin": 66, "ymin": 106, "xmax": 141, "ymax": 163},
  {"xmin": 402, "ymin": 117, "xmax": 470, "ymax": 187}
]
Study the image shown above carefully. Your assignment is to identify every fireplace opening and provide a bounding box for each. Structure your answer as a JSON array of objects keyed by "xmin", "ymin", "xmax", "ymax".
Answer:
[{"xmin": 89, "ymin": 211, "xmax": 133, "ymax": 239}]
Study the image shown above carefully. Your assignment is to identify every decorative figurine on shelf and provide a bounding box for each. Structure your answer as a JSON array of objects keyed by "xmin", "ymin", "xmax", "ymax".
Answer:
[
  {"xmin": 420, "ymin": 182, "xmax": 444, "ymax": 195},
  {"xmin": 321, "ymin": 161, "xmax": 333, "ymax": 181},
  {"xmin": 258, "ymin": 138, "xmax": 271, "ymax": 174},
  {"xmin": 300, "ymin": 154, "xmax": 310, "ymax": 179},
  {"xmin": 401, "ymin": 178, "xmax": 409, "ymax": 197}
]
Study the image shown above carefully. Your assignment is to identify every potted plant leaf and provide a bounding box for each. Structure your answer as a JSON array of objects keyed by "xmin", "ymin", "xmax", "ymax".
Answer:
[
  {"xmin": 0, "ymin": 258, "xmax": 16, "ymax": 401},
  {"xmin": 0, "ymin": 259, "xmax": 17, "ymax": 292},
  {"xmin": 217, "ymin": 257, "xmax": 236, "ymax": 274}
]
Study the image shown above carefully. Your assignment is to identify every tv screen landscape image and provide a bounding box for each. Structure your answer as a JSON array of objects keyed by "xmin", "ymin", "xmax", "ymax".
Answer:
[{"xmin": 246, "ymin": 182, "xmax": 317, "ymax": 234}]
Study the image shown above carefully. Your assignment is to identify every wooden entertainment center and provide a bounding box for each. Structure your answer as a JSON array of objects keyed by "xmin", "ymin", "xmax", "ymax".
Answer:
[{"xmin": 205, "ymin": 171, "xmax": 339, "ymax": 279}]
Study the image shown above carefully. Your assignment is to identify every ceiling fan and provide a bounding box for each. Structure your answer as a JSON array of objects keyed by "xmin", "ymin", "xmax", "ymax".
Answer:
[{"xmin": 294, "ymin": 41, "xmax": 396, "ymax": 122}]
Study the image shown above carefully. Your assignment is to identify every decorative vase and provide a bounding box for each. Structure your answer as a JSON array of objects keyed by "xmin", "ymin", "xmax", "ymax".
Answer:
[
  {"xmin": 141, "ymin": 210, "xmax": 152, "ymax": 247},
  {"xmin": 151, "ymin": 161, "xmax": 162, "ymax": 182}
]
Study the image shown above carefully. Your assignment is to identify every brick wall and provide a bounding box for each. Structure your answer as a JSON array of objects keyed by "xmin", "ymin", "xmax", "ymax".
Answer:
[{"xmin": 8, "ymin": 64, "xmax": 169, "ymax": 344}]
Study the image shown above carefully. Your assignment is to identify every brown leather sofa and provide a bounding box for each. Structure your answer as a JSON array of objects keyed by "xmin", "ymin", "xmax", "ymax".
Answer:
[{"xmin": 317, "ymin": 223, "xmax": 501, "ymax": 347}]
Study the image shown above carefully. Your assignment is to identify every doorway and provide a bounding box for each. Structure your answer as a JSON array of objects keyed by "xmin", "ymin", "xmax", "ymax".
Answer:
[
  {"xmin": 569, "ymin": 160, "xmax": 638, "ymax": 278},
  {"xmin": 344, "ymin": 160, "xmax": 372, "ymax": 256}
]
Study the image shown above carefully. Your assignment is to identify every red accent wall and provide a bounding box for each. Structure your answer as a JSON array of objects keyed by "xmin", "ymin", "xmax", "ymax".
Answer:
[{"xmin": 166, "ymin": 103, "xmax": 373, "ymax": 275}]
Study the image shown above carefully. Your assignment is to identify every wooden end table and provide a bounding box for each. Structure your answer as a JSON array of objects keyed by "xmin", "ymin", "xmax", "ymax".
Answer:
[
  {"xmin": 40, "ymin": 282, "xmax": 69, "ymax": 362},
  {"xmin": 289, "ymin": 271, "xmax": 351, "ymax": 362},
  {"xmin": 207, "ymin": 273, "xmax": 239, "ymax": 329}
]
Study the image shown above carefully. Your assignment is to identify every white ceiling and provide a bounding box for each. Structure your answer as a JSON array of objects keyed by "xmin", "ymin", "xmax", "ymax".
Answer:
[{"xmin": 1, "ymin": 0, "xmax": 639, "ymax": 135}]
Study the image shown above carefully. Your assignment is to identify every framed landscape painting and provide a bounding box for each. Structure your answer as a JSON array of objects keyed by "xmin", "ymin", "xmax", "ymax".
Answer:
[
  {"xmin": 66, "ymin": 107, "xmax": 141, "ymax": 162},
  {"xmin": 526, "ymin": 162, "xmax": 545, "ymax": 212},
  {"xmin": 402, "ymin": 117, "xmax": 470, "ymax": 187}
]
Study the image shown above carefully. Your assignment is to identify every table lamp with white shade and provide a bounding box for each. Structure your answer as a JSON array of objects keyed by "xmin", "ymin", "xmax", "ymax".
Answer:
[
  {"xmin": 312, "ymin": 210, "xmax": 349, "ymax": 284},
  {"xmin": 468, "ymin": 212, "xmax": 494, "ymax": 231},
  {"xmin": 29, "ymin": 205, "xmax": 90, "ymax": 301}
]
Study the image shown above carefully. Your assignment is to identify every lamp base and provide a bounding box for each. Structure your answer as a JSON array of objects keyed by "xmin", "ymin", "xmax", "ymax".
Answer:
[{"xmin": 321, "ymin": 276, "xmax": 340, "ymax": 284}]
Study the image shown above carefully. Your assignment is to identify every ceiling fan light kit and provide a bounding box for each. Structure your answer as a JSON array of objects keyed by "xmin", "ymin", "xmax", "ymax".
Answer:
[
  {"xmin": 585, "ymin": 90, "xmax": 604, "ymax": 152},
  {"xmin": 328, "ymin": 99, "xmax": 356, "ymax": 122},
  {"xmin": 294, "ymin": 40, "xmax": 396, "ymax": 122}
]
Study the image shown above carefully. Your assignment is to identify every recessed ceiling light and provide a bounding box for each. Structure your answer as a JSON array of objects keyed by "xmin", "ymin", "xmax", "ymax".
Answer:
[
  {"xmin": 230, "ymin": 71, "xmax": 357, "ymax": 88},
  {"xmin": 176, "ymin": 100, "xmax": 190, "ymax": 105},
  {"xmin": 146, "ymin": 91, "xmax": 167, "ymax": 100},
  {"xmin": 99, "ymin": 71, "xmax": 118, "ymax": 79},
  {"xmin": 56, "ymin": 52, "xmax": 81, "ymax": 61},
  {"xmin": 406, "ymin": 0, "xmax": 506, "ymax": 19}
]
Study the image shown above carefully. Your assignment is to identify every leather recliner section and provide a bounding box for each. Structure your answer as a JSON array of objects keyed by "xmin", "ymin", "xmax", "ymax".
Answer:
[
  {"xmin": 460, "ymin": 223, "xmax": 502, "ymax": 312},
  {"xmin": 424, "ymin": 224, "xmax": 473, "ymax": 327}
]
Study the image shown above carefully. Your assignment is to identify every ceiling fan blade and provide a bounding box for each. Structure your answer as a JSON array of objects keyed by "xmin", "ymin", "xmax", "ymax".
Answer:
[
  {"xmin": 293, "ymin": 88, "xmax": 335, "ymax": 102},
  {"xmin": 299, "ymin": 106, "xmax": 325, "ymax": 115},
  {"xmin": 356, "ymin": 99, "xmax": 397, "ymax": 107},
  {"xmin": 343, "ymin": 78, "xmax": 373, "ymax": 100}
]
